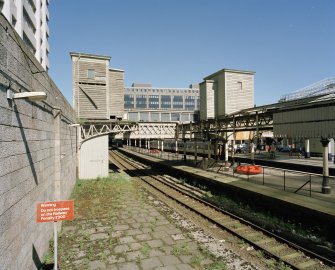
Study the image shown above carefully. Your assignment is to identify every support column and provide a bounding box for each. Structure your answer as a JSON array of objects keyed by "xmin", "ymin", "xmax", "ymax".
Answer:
[
  {"xmin": 135, "ymin": 139, "xmax": 137, "ymax": 148},
  {"xmin": 207, "ymin": 140, "xmax": 211, "ymax": 159},
  {"xmin": 321, "ymin": 138, "xmax": 331, "ymax": 194},
  {"xmin": 305, "ymin": 139, "xmax": 310, "ymax": 158},
  {"xmin": 183, "ymin": 139, "xmax": 187, "ymax": 161},
  {"xmin": 148, "ymin": 140, "xmax": 150, "ymax": 150},
  {"xmin": 161, "ymin": 140, "xmax": 164, "ymax": 158},
  {"xmin": 250, "ymin": 141, "xmax": 255, "ymax": 164},
  {"xmin": 175, "ymin": 140, "xmax": 178, "ymax": 154},
  {"xmin": 194, "ymin": 140, "xmax": 198, "ymax": 163},
  {"xmin": 225, "ymin": 142, "xmax": 229, "ymax": 162},
  {"xmin": 231, "ymin": 138, "xmax": 235, "ymax": 164},
  {"xmin": 139, "ymin": 139, "xmax": 142, "ymax": 148},
  {"xmin": 214, "ymin": 139, "xmax": 218, "ymax": 160}
]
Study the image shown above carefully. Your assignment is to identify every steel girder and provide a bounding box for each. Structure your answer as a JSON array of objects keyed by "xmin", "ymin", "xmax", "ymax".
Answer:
[
  {"xmin": 177, "ymin": 111, "xmax": 274, "ymax": 138},
  {"xmin": 81, "ymin": 121, "xmax": 138, "ymax": 141}
]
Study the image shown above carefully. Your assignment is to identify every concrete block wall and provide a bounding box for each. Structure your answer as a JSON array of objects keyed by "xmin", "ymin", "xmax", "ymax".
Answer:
[{"xmin": 0, "ymin": 14, "xmax": 77, "ymax": 269}]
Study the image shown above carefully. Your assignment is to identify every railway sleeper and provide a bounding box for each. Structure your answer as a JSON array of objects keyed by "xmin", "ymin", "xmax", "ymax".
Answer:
[
  {"xmin": 269, "ymin": 244, "xmax": 287, "ymax": 252},
  {"xmin": 297, "ymin": 260, "xmax": 319, "ymax": 269},
  {"xmin": 281, "ymin": 252, "xmax": 302, "ymax": 260},
  {"xmin": 244, "ymin": 232, "xmax": 262, "ymax": 239}
]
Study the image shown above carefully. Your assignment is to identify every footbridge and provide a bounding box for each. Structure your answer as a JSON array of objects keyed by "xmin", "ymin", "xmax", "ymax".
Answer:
[{"xmin": 78, "ymin": 121, "xmax": 177, "ymax": 179}]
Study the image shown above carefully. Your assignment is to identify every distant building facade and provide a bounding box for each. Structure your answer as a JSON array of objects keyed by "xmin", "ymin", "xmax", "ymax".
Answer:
[
  {"xmin": 1, "ymin": 0, "xmax": 50, "ymax": 71},
  {"xmin": 70, "ymin": 52, "xmax": 200, "ymax": 123},
  {"xmin": 70, "ymin": 52, "xmax": 124, "ymax": 120},
  {"xmin": 200, "ymin": 68, "xmax": 255, "ymax": 120},
  {"xmin": 124, "ymin": 83, "xmax": 200, "ymax": 123}
]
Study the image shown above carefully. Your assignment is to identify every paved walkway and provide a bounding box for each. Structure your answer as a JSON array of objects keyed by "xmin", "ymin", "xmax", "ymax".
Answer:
[{"xmin": 56, "ymin": 172, "xmax": 234, "ymax": 270}]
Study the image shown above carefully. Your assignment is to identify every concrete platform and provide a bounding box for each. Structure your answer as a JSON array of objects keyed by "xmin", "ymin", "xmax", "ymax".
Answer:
[{"xmin": 120, "ymin": 147, "xmax": 335, "ymax": 231}]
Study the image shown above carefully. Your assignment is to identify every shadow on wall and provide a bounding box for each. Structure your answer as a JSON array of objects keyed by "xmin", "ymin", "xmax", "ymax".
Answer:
[
  {"xmin": 13, "ymin": 104, "xmax": 38, "ymax": 185},
  {"xmin": 32, "ymin": 244, "xmax": 54, "ymax": 270}
]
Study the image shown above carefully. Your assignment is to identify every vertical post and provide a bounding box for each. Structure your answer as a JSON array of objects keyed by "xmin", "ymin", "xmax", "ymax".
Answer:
[
  {"xmin": 262, "ymin": 167, "xmax": 264, "ymax": 185},
  {"xmin": 225, "ymin": 141, "xmax": 229, "ymax": 163},
  {"xmin": 194, "ymin": 139, "xmax": 198, "ymax": 163},
  {"xmin": 284, "ymin": 170, "xmax": 286, "ymax": 191},
  {"xmin": 182, "ymin": 125, "xmax": 186, "ymax": 162},
  {"xmin": 250, "ymin": 141, "xmax": 255, "ymax": 164},
  {"xmin": 232, "ymin": 115, "xmax": 236, "ymax": 165},
  {"xmin": 309, "ymin": 175, "xmax": 312, "ymax": 197},
  {"xmin": 305, "ymin": 139, "xmax": 310, "ymax": 158},
  {"xmin": 207, "ymin": 140, "xmax": 211, "ymax": 160},
  {"xmin": 320, "ymin": 138, "xmax": 331, "ymax": 194},
  {"xmin": 54, "ymin": 221, "xmax": 58, "ymax": 270},
  {"xmin": 175, "ymin": 123, "xmax": 179, "ymax": 155}
]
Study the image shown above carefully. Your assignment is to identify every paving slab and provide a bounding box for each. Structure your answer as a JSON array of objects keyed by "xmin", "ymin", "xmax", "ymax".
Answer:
[{"xmin": 55, "ymin": 173, "xmax": 238, "ymax": 269}]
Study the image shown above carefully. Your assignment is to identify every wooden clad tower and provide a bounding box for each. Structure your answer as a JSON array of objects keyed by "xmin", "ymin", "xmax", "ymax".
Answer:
[
  {"xmin": 200, "ymin": 68, "xmax": 255, "ymax": 120},
  {"xmin": 70, "ymin": 52, "xmax": 125, "ymax": 120}
]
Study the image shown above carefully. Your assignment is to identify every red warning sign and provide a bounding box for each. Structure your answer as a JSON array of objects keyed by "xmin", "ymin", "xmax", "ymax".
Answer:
[{"xmin": 37, "ymin": 200, "xmax": 74, "ymax": 223}]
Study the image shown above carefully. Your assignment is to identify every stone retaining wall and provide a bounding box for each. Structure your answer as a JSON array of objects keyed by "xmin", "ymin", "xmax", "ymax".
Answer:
[{"xmin": 0, "ymin": 14, "xmax": 77, "ymax": 269}]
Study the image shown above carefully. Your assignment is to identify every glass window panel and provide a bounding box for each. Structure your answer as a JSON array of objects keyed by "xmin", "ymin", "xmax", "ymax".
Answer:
[
  {"xmin": 171, "ymin": 113, "xmax": 180, "ymax": 121},
  {"xmin": 161, "ymin": 113, "xmax": 170, "ymax": 121},
  {"xmin": 161, "ymin": 95, "xmax": 171, "ymax": 109},
  {"xmin": 128, "ymin": 112, "xmax": 138, "ymax": 121},
  {"xmin": 151, "ymin": 113, "xmax": 160, "ymax": 122},
  {"xmin": 124, "ymin": 94, "xmax": 134, "ymax": 109},
  {"xmin": 139, "ymin": 112, "xmax": 149, "ymax": 121},
  {"xmin": 173, "ymin": 95, "xmax": 183, "ymax": 109},
  {"xmin": 136, "ymin": 95, "xmax": 147, "ymax": 108}
]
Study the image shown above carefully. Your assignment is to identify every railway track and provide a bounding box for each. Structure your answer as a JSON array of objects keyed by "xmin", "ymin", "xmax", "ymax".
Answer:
[{"xmin": 109, "ymin": 150, "xmax": 335, "ymax": 270}]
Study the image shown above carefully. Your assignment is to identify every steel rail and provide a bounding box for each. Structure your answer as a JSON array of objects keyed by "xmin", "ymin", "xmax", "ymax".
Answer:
[{"xmin": 110, "ymin": 150, "xmax": 335, "ymax": 270}]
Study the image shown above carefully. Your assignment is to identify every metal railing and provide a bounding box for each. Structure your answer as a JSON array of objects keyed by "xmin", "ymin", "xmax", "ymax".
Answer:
[{"xmin": 124, "ymin": 146, "xmax": 335, "ymax": 201}]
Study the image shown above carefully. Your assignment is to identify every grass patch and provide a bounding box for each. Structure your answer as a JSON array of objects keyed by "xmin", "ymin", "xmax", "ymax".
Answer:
[
  {"xmin": 206, "ymin": 261, "xmax": 228, "ymax": 270},
  {"xmin": 140, "ymin": 243, "xmax": 151, "ymax": 256},
  {"xmin": 171, "ymin": 243, "xmax": 190, "ymax": 256}
]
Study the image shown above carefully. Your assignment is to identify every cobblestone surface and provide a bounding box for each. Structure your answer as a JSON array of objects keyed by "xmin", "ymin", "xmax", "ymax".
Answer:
[{"xmin": 56, "ymin": 173, "xmax": 235, "ymax": 269}]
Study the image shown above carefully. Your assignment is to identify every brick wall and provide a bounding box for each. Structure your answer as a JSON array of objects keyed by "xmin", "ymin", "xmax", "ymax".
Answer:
[{"xmin": 0, "ymin": 14, "xmax": 77, "ymax": 269}]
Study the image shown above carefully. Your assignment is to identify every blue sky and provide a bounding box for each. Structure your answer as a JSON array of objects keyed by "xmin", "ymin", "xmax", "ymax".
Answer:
[{"xmin": 48, "ymin": 0, "xmax": 334, "ymax": 106}]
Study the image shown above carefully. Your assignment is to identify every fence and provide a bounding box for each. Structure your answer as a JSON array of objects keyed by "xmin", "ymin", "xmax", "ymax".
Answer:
[{"xmin": 125, "ymin": 146, "xmax": 335, "ymax": 202}]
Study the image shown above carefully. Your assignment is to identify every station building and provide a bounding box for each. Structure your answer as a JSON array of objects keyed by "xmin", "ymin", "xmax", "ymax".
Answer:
[
  {"xmin": 70, "ymin": 52, "xmax": 200, "ymax": 123},
  {"xmin": 200, "ymin": 68, "xmax": 255, "ymax": 120},
  {"xmin": 124, "ymin": 83, "xmax": 200, "ymax": 123},
  {"xmin": 199, "ymin": 68, "xmax": 256, "ymax": 143},
  {"xmin": 1, "ymin": 0, "xmax": 50, "ymax": 71}
]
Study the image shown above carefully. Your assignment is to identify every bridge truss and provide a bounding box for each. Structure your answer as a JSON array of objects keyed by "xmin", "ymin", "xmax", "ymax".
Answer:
[{"xmin": 81, "ymin": 121, "xmax": 138, "ymax": 141}]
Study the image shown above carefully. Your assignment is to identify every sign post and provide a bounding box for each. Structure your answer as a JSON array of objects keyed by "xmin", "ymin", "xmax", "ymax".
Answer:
[{"xmin": 37, "ymin": 200, "xmax": 74, "ymax": 269}]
